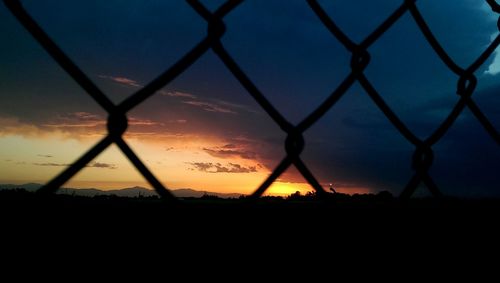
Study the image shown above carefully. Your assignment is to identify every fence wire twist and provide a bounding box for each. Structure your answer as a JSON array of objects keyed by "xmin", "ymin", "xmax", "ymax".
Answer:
[{"xmin": 4, "ymin": 0, "xmax": 499, "ymax": 201}]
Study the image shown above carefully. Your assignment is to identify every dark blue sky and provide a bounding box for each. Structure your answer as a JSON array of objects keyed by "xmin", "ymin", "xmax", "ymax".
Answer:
[{"xmin": 0, "ymin": 0, "xmax": 499, "ymax": 196}]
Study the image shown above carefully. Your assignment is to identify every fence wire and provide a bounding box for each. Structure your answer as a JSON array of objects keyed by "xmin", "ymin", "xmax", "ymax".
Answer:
[{"xmin": 4, "ymin": 0, "xmax": 499, "ymax": 201}]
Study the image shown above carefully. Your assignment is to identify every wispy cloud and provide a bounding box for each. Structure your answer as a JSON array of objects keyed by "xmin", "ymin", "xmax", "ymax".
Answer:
[
  {"xmin": 161, "ymin": 89, "xmax": 257, "ymax": 115},
  {"xmin": 150, "ymin": 87, "xmax": 259, "ymax": 116},
  {"xmin": 42, "ymin": 112, "xmax": 160, "ymax": 130},
  {"xmin": 37, "ymin": 154, "xmax": 53, "ymax": 158},
  {"xmin": 33, "ymin": 161, "xmax": 117, "ymax": 169},
  {"xmin": 215, "ymin": 99, "xmax": 261, "ymax": 115},
  {"xmin": 90, "ymin": 162, "xmax": 117, "ymax": 169},
  {"xmin": 33, "ymin": 162, "xmax": 70, "ymax": 167},
  {"xmin": 182, "ymin": 101, "xmax": 237, "ymax": 114},
  {"xmin": 188, "ymin": 162, "xmax": 257, "ymax": 173},
  {"xmin": 1, "ymin": 112, "xmax": 170, "ymax": 141},
  {"xmin": 0, "ymin": 116, "xmax": 52, "ymax": 138},
  {"xmin": 160, "ymin": 90, "xmax": 197, "ymax": 99},
  {"xmin": 128, "ymin": 117, "xmax": 162, "ymax": 126},
  {"xmin": 203, "ymin": 144, "xmax": 257, "ymax": 160},
  {"xmin": 98, "ymin": 75, "xmax": 143, "ymax": 88},
  {"xmin": 42, "ymin": 112, "xmax": 106, "ymax": 128}
]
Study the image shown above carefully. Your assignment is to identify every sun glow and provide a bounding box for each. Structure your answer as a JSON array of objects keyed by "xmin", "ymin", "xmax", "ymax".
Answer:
[{"xmin": 264, "ymin": 181, "xmax": 313, "ymax": 196}]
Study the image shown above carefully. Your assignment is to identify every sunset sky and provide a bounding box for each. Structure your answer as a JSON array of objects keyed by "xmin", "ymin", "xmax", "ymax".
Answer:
[{"xmin": 0, "ymin": 0, "xmax": 499, "ymax": 197}]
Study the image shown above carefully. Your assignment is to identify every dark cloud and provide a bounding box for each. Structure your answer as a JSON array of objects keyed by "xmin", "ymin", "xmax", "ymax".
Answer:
[
  {"xmin": 33, "ymin": 161, "xmax": 117, "ymax": 169},
  {"xmin": 222, "ymin": 144, "xmax": 237, "ymax": 149},
  {"xmin": 33, "ymin": 162, "xmax": 70, "ymax": 167},
  {"xmin": 203, "ymin": 146, "xmax": 257, "ymax": 160},
  {"xmin": 90, "ymin": 162, "xmax": 117, "ymax": 169},
  {"xmin": 37, "ymin": 154, "xmax": 53, "ymax": 158},
  {"xmin": 188, "ymin": 162, "xmax": 257, "ymax": 173}
]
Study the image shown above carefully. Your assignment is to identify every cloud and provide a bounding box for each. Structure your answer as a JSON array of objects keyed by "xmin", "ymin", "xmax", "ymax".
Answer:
[
  {"xmin": 37, "ymin": 154, "xmax": 53, "ymax": 158},
  {"xmin": 160, "ymin": 90, "xmax": 197, "ymax": 99},
  {"xmin": 159, "ymin": 89, "xmax": 243, "ymax": 115},
  {"xmin": 26, "ymin": 112, "xmax": 160, "ymax": 138},
  {"xmin": 90, "ymin": 162, "xmax": 117, "ymax": 169},
  {"xmin": 203, "ymin": 145, "xmax": 257, "ymax": 160},
  {"xmin": 214, "ymin": 99, "xmax": 261, "ymax": 115},
  {"xmin": 33, "ymin": 162, "xmax": 70, "ymax": 167},
  {"xmin": 222, "ymin": 144, "xmax": 237, "ymax": 149},
  {"xmin": 1, "ymin": 112, "xmax": 172, "ymax": 141},
  {"xmin": 165, "ymin": 147, "xmax": 174, "ymax": 151},
  {"xmin": 98, "ymin": 75, "xmax": 143, "ymax": 88},
  {"xmin": 32, "ymin": 161, "xmax": 117, "ymax": 169},
  {"xmin": 128, "ymin": 117, "xmax": 162, "ymax": 126},
  {"xmin": 484, "ymin": 32, "xmax": 500, "ymax": 75},
  {"xmin": 42, "ymin": 112, "xmax": 106, "ymax": 128},
  {"xmin": 188, "ymin": 162, "xmax": 257, "ymax": 173},
  {"xmin": 124, "ymin": 131, "xmax": 186, "ymax": 140},
  {"xmin": 480, "ymin": 1, "xmax": 500, "ymax": 75},
  {"xmin": 0, "ymin": 116, "xmax": 49, "ymax": 138},
  {"xmin": 162, "ymin": 90, "xmax": 258, "ymax": 115},
  {"xmin": 182, "ymin": 101, "xmax": 237, "ymax": 114}
]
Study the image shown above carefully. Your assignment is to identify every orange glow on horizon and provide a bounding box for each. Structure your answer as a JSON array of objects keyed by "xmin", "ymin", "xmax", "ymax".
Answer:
[
  {"xmin": 265, "ymin": 181, "xmax": 313, "ymax": 196},
  {"xmin": 0, "ymin": 129, "xmax": 376, "ymax": 197}
]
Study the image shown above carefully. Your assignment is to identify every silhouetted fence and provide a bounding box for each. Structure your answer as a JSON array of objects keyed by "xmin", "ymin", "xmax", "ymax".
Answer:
[{"xmin": 4, "ymin": 0, "xmax": 499, "ymax": 200}]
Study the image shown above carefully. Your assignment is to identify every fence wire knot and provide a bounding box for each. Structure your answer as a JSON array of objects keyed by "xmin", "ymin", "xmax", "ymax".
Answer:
[
  {"xmin": 412, "ymin": 145, "xmax": 434, "ymax": 173},
  {"xmin": 457, "ymin": 74, "xmax": 477, "ymax": 97},
  {"xmin": 350, "ymin": 48, "xmax": 371, "ymax": 72},
  {"xmin": 107, "ymin": 113, "xmax": 128, "ymax": 139},
  {"xmin": 285, "ymin": 131, "xmax": 305, "ymax": 159}
]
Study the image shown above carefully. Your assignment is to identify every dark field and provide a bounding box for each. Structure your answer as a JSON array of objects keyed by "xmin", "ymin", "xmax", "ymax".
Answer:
[
  {"xmin": 1, "ymin": 189, "xmax": 498, "ymax": 269},
  {"xmin": 2, "ymin": 189, "xmax": 499, "ymax": 230}
]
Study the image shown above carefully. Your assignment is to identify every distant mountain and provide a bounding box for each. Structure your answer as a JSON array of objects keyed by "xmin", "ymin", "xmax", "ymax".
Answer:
[
  {"xmin": 0, "ymin": 183, "xmax": 42, "ymax": 191},
  {"xmin": 172, "ymin": 188, "xmax": 242, "ymax": 199},
  {"xmin": 0, "ymin": 183, "xmax": 243, "ymax": 199}
]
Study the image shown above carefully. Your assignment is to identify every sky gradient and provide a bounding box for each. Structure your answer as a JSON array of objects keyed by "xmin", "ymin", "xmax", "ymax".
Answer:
[{"xmin": 0, "ymin": 0, "xmax": 499, "ymax": 197}]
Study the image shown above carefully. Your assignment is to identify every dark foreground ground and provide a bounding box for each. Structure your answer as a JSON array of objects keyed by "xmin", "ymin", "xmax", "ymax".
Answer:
[
  {"xmin": 2, "ymin": 189, "xmax": 499, "ymax": 230},
  {"xmin": 1, "ymin": 189, "xmax": 499, "ymax": 273}
]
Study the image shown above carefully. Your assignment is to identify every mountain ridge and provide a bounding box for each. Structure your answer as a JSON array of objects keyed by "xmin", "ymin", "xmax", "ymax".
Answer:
[{"xmin": 0, "ymin": 183, "xmax": 244, "ymax": 198}]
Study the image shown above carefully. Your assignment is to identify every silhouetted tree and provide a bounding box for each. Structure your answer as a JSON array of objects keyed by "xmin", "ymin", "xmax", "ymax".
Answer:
[
  {"xmin": 201, "ymin": 194, "xmax": 221, "ymax": 200},
  {"xmin": 287, "ymin": 191, "xmax": 302, "ymax": 200}
]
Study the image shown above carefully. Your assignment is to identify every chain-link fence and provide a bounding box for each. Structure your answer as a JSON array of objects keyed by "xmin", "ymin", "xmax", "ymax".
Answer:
[{"xmin": 4, "ymin": 0, "xmax": 499, "ymax": 201}]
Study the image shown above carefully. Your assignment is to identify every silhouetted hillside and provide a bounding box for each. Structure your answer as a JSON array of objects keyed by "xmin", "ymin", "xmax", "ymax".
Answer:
[
  {"xmin": 1, "ymin": 187, "xmax": 499, "ymax": 252},
  {"xmin": 0, "ymin": 183, "xmax": 243, "ymax": 198}
]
